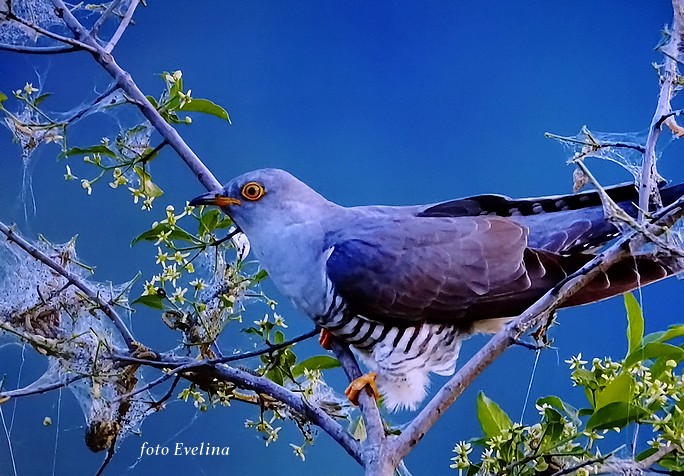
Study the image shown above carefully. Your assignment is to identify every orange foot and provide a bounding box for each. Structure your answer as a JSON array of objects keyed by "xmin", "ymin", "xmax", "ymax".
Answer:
[
  {"xmin": 345, "ymin": 372, "xmax": 380, "ymax": 406},
  {"xmin": 319, "ymin": 328, "xmax": 333, "ymax": 350}
]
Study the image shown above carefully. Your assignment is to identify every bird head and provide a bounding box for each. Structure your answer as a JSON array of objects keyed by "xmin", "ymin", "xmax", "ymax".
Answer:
[{"xmin": 189, "ymin": 168, "xmax": 334, "ymax": 236}]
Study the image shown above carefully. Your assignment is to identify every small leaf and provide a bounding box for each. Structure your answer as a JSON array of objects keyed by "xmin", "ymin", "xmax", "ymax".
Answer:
[
  {"xmin": 536, "ymin": 396, "xmax": 580, "ymax": 424},
  {"xmin": 60, "ymin": 145, "xmax": 116, "ymax": 159},
  {"xmin": 199, "ymin": 209, "xmax": 221, "ymax": 235},
  {"xmin": 0, "ymin": 91, "xmax": 8, "ymax": 103},
  {"xmin": 132, "ymin": 294, "xmax": 164, "ymax": 310},
  {"xmin": 594, "ymin": 372, "xmax": 635, "ymax": 410},
  {"xmin": 131, "ymin": 223, "xmax": 197, "ymax": 246},
  {"xmin": 180, "ymin": 98, "xmax": 231, "ymax": 122},
  {"xmin": 585, "ymin": 402, "xmax": 648, "ymax": 430},
  {"xmin": 292, "ymin": 355, "xmax": 341, "ymax": 377},
  {"xmin": 274, "ymin": 330, "xmax": 285, "ymax": 345},
  {"xmin": 476, "ymin": 392, "xmax": 512, "ymax": 438},
  {"xmin": 251, "ymin": 269, "xmax": 269, "ymax": 284},
  {"xmin": 133, "ymin": 166, "xmax": 164, "ymax": 198},
  {"xmin": 624, "ymin": 293, "xmax": 644, "ymax": 355},
  {"xmin": 146, "ymin": 95, "xmax": 159, "ymax": 108},
  {"xmin": 34, "ymin": 92, "xmax": 51, "ymax": 106}
]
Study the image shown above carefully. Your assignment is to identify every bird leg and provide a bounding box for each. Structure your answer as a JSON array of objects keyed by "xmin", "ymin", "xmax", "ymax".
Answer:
[
  {"xmin": 319, "ymin": 328, "xmax": 333, "ymax": 350},
  {"xmin": 345, "ymin": 371, "xmax": 380, "ymax": 406}
]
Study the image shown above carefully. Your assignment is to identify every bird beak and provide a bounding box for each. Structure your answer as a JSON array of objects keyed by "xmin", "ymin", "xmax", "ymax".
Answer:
[{"xmin": 189, "ymin": 191, "xmax": 241, "ymax": 208}]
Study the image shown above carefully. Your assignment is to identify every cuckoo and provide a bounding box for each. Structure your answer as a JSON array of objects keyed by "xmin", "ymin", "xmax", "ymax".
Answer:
[{"xmin": 190, "ymin": 169, "xmax": 683, "ymax": 411}]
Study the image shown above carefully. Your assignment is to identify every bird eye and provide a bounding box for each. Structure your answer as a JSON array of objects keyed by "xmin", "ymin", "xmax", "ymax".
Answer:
[{"xmin": 241, "ymin": 181, "xmax": 266, "ymax": 201}]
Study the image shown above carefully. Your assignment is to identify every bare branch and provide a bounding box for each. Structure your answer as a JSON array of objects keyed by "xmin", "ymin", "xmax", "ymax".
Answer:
[
  {"xmin": 90, "ymin": 0, "xmax": 125, "ymax": 37},
  {"xmin": 3, "ymin": 10, "xmax": 97, "ymax": 54},
  {"xmin": 0, "ymin": 43, "xmax": 76, "ymax": 54},
  {"xmin": 639, "ymin": 0, "xmax": 684, "ymax": 220},
  {"xmin": 329, "ymin": 339, "xmax": 386, "ymax": 469},
  {"xmin": 0, "ymin": 373, "xmax": 87, "ymax": 399},
  {"xmin": 0, "ymin": 221, "xmax": 138, "ymax": 350},
  {"xmin": 388, "ymin": 199, "xmax": 684, "ymax": 463},
  {"xmin": 113, "ymin": 352, "xmax": 364, "ymax": 465},
  {"xmin": 104, "ymin": 0, "xmax": 140, "ymax": 53}
]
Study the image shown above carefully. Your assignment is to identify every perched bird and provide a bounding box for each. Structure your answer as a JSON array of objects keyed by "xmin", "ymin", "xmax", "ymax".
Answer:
[{"xmin": 190, "ymin": 169, "xmax": 683, "ymax": 411}]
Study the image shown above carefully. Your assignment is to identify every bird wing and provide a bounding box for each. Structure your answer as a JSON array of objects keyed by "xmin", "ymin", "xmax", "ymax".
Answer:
[{"xmin": 326, "ymin": 215, "xmax": 572, "ymax": 328}]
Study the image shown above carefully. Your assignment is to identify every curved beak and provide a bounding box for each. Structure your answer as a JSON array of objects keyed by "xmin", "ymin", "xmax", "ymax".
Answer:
[{"xmin": 189, "ymin": 191, "xmax": 241, "ymax": 208}]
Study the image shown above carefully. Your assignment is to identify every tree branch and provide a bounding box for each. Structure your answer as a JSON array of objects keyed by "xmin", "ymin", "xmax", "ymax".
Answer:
[
  {"xmin": 104, "ymin": 0, "xmax": 140, "ymax": 53},
  {"xmin": 90, "ymin": 0, "xmax": 125, "ymax": 37},
  {"xmin": 639, "ymin": 0, "xmax": 684, "ymax": 220},
  {"xmin": 3, "ymin": 10, "xmax": 97, "ymax": 54},
  {"xmin": 388, "ymin": 199, "xmax": 684, "ymax": 463},
  {"xmin": 329, "ymin": 339, "xmax": 386, "ymax": 469},
  {"xmin": 112, "ymin": 351, "xmax": 364, "ymax": 465},
  {"xmin": 0, "ymin": 221, "xmax": 138, "ymax": 350},
  {"xmin": 49, "ymin": 0, "xmax": 223, "ymax": 192}
]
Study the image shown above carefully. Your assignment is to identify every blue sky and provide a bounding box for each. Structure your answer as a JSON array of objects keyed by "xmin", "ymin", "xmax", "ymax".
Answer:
[{"xmin": 0, "ymin": 2, "xmax": 681, "ymax": 475}]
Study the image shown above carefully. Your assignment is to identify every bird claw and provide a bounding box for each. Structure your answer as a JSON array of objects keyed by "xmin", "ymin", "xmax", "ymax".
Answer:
[
  {"xmin": 345, "ymin": 372, "xmax": 379, "ymax": 406},
  {"xmin": 319, "ymin": 328, "xmax": 333, "ymax": 350}
]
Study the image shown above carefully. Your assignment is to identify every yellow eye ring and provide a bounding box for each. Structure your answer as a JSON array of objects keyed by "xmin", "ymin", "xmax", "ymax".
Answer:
[{"xmin": 241, "ymin": 181, "xmax": 266, "ymax": 201}]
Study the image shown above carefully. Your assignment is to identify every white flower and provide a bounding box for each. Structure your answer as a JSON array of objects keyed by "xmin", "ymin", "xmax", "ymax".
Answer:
[
  {"xmin": 81, "ymin": 179, "xmax": 92, "ymax": 195},
  {"xmin": 23, "ymin": 82, "xmax": 37, "ymax": 95},
  {"xmin": 565, "ymin": 353, "xmax": 587, "ymax": 370},
  {"xmin": 64, "ymin": 165, "xmax": 77, "ymax": 181}
]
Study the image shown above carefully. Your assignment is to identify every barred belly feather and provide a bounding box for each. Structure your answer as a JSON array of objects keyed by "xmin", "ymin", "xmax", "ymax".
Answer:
[{"xmin": 314, "ymin": 290, "xmax": 464, "ymax": 411}]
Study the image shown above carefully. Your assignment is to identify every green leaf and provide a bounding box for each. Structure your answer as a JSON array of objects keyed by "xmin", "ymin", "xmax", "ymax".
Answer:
[
  {"xmin": 146, "ymin": 95, "xmax": 159, "ymax": 108},
  {"xmin": 34, "ymin": 92, "xmax": 51, "ymax": 106},
  {"xmin": 199, "ymin": 209, "xmax": 221, "ymax": 235},
  {"xmin": 131, "ymin": 222, "xmax": 197, "ymax": 246},
  {"xmin": 476, "ymin": 392, "xmax": 512, "ymax": 438},
  {"xmin": 624, "ymin": 342, "xmax": 684, "ymax": 368},
  {"xmin": 585, "ymin": 402, "xmax": 648, "ymax": 430},
  {"xmin": 133, "ymin": 166, "xmax": 164, "ymax": 198},
  {"xmin": 594, "ymin": 372, "xmax": 635, "ymax": 410},
  {"xmin": 215, "ymin": 217, "xmax": 233, "ymax": 230},
  {"xmin": 60, "ymin": 144, "xmax": 116, "ymax": 159},
  {"xmin": 131, "ymin": 293, "xmax": 164, "ymax": 310},
  {"xmin": 180, "ymin": 98, "xmax": 231, "ymax": 122},
  {"xmin": 292, "ymin": 355, "xmax": 341, "ymax": 377},
  {"xmin": 273, "ymin": 330, "xmax": 285, "ymax": 345},
  {"xmin": 656, "ymin": 324, "xmax": 684, "ymax": 343},
  {"xmin": 251, "ymin": 269, "xmax": 269, "ymax": 284},
  {"xmin": 641, "ymin": 324, "xmax": 684, "ymax": 345},
  {"xmin": 0, "ymin": 91, "xmax": 8, "ymax": 103},
  {"xmin": 624, "ymin": 293, "xmax": 644, "ymax": 355},
  {"xmin": 536, "ymin": 396, "xmax": 580, "ymax": 424}
]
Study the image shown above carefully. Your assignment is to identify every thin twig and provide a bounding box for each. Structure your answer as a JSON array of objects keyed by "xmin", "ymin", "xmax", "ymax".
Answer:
[
  {"xmin": 0, "ymin": 374, "xmax": 87, "ymax": 399},
  {"xmin": 4, "ymin": 11, "xmax": 97, "ymax": 54},
  {"xmin": 0, "ymin": 44, "xmax": 76, "ymax": 54},
  {"xmin": 0, "ymin": 222, "xmax": 137, "ymax": 350},
  {"xmin": 214, "ymin": 328, "xmax": 318, "ymax": 364},
  {"xmin": 104, "ymin": 0, "xmax": 140, "ymax": 53},
  {"xmin": 90, "ymin": 0, "xmax": 125, "ymax": 37}
]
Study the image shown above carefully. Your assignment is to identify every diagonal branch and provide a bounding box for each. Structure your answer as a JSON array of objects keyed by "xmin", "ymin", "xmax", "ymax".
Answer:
[
  {"xmin": 49, "ymin": 0, "xmax": 222, "ymax": 192},
  {"xmin": 0, "ymin": 221, "xmax": 138, "ymax": 350},
  {"xmin": 113, "ymin": 351, "xmax": 364, "ymax": 465},
  {"xmin": 388, "ymin": 198, "xmax": 684, "ymax": 464},
  {"xmin": 104, "ymin": 0, "xmax": 140, "ymax": 53},
  {"xmin": 90, "ymin": 0, "xmax": 125, "ymax": 37},
  {"xmin": 3, "ymin": 9, "xmax": 97, "ymax": 53}
]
